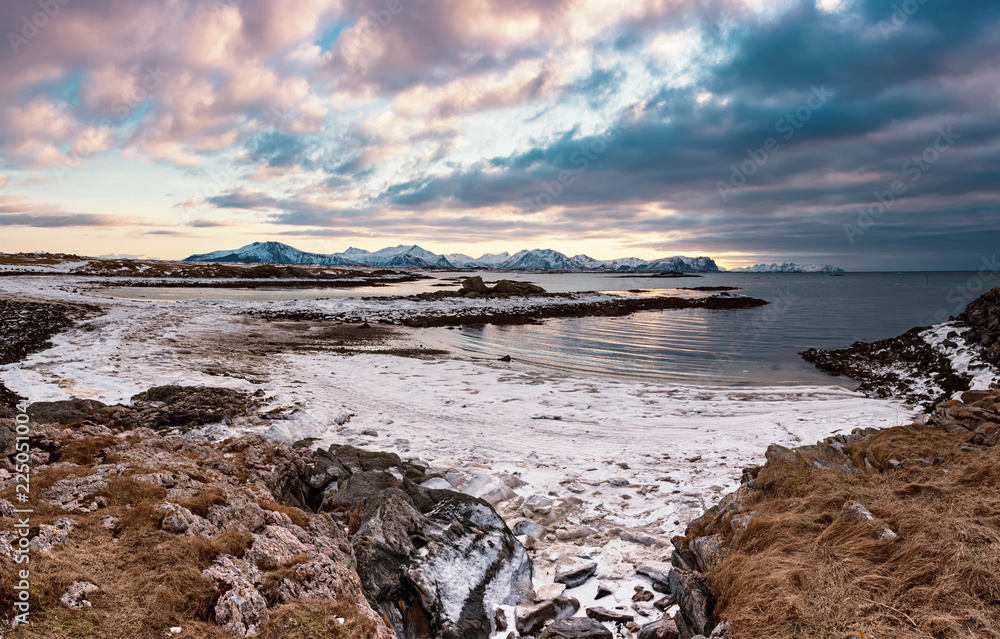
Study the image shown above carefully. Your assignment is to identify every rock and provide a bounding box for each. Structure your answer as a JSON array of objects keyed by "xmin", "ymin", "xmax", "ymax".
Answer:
[
  {"xmin": 708, "ymin": 621, "xmax": 731, "ymax": 638},
  {"xmin": 204, "ymin": 554, "xmax": 264, "ymax": 589},
  {"xmin": 555, "ymin": 526, "xmax": 595, "ymax": 541},
  {"xmin": 595, "ymin": 583, "xmax": 614, "ymax": 599},
  {"xmin": 512, "ymin": 518, "xmax": 547, "ymax": 540},
  {"xmin": 41, "ymin": 474, "xmax": 108, "ymax": 511},
  {"xmin": 0, "ymin": 426, "xmax": 15, "ymax": 456},
  {"xmin": 0, "ymin": 499, "xmax": 16, "ymax": 518},
  {"xmin": 446, "ymin": 470, "xmax": 515, "ymax": 505},
  {"xmin": 60, "ymin": 581, "xmax": 98, "ymax": 609},
  {"xmin": 690, "ymin": 535, "xmax": 727, "ymax": 572},
  {"xmin": 492, "ymin": 280, "xmax": 546, "ymax": 296},
  {"xmin": 632, "ymin": 588, "xmax": 654, "ymax": 602},
  {"xmin": 637, "ymin": 562, "xmax": 673, "ymax": 590},
  {"xmin": 586, "ymin": 606, "xmax": 634, "ymax": 623},
  {"xmin": 515, "ymin": 597, "xmax": 580, "ymax": 635},
  {"xmin": 321, "ymin": 470, "xmax": 399, "ymax": 511},
  {"xmin": 540, "ymin": 617, "xmax": 614, "ymax": 639},
  {"xmin": 494, "ymin": 607, "xmax": 508, "ymax": 631},
  {"xmin": 523, "ymin": 493, "xmax": 553, "ymax": 514},
  {"xmin": 667, "ymin": 568, "xmax": 714, "ymax": 638},
  {"xmin": 638, "ymin": 615, "xmax": 680, "ymax": 639},
  {"xmin": 158, "ymin": 502, "xmax": 197, "ymax": 534},
  {"xmin": 30, "ymin": 518, "xmax": 77, "ymax": 553},
  {"xmin": 214, "ymin": 584, "xmax": 269, "ymax": 637},
  {"xmin": 353, "ymin": 486, "xmax": 533, "ymax": 639},
  {"xmin": 555, "ymin": 561, "xmax": 598, "ymax": 588},
  {"xmin": 119, "ymin": 385, "xmax": 257, "ymax": 432},
  {"xmin": 100, "ymin": 514, "xmax": 116, "ymax": 532},
  {"xmin": 536, "ymin": 583, "xmax": 567, "ymax": 600},
  {"xmin": 654, "ymin": 594, "xmax": 677, "ymax": 610},
  {"xmin": 27, "ymin": 398, "xmax": 122, "ymax": 426},
  {"xmin": 608, "ymin": 477, "xmax": 630, "ymax": 487},
  {"xmin": 244, "ymin": 524, "xmax": 309, "ymax": 567},
  {"xmin": 462, "ymin": 276, "xmax": 490, "ymax": 294}
]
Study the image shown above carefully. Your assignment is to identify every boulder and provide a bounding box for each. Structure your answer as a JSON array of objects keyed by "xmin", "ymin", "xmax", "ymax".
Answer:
[
  {"xmin": 30, "ymin": 518, "xmax": 77, "ymax": 553},
  {"xmin": 638, "ymin": 615, "xmax": 680, "ymax": 639},
  {"xmin": 462, "ymin": 276, "xmax": 490, "ymax": 294},
  {"xmin": 60, "ymin": 581, "xmax": 98, "ymax": 609},
  {"xmin": 690, "ymin": 535, "xmax": 727, "ymax": 572},
  {"xmin": 586, "ymin": 606, "xmax": 634, "ymax": 624},
  {"xmin": 667, "ymin": 568, "xmax": 714, "ymax": 639},
  {"xmin": 492, "ymin": 280, "xmax": 546, "ymax": 296},
  {"xmin": 540, "ymin": 617, "xmax": 614, "ymax": 639},
  {"xmin": 555, "ymin": 561, "xmax": 598, "ymax": 588},
  {"xmin": 40, "ymin": 474, "xmax": 108, "ymax": 511},
  {"xmin": 214, "ymin": 584, "xmax": 269, "ymax": 637},
  {"xmin": 354, "ymin": 486, "xmax": 533, "ymax": 639},
  {"xmin": 516, "ymin": 597, "xmax": 580, "ymax": 635}
]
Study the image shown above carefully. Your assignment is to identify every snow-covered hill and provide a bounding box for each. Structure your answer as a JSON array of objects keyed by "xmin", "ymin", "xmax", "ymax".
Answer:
[
  {"xmin": 730, "ymin": 262, "xmax": 845, "ymax": 273},
  {"xmin": 184, "ymin": 242, "xmax": 354, "ymax": 265},
  {"xmin": 184, "ymin": 242, "xmax": 723, "ymax": 272}
]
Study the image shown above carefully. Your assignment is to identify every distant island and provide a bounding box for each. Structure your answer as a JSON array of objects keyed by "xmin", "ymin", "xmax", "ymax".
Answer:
[
  {"xmin": 730, "ymin": 262, "xmax": 845, "ymax": 273},
  {"xmin": 184, "ymin": 241, "xmax": 724, "ymax": 272}
]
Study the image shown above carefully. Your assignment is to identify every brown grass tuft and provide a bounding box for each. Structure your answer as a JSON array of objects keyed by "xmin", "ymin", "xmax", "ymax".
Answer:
[
  {"xmin": 53, "ymin": 436, "xmax": 119, "ymax": 465},
  {"xmin": 180, "ymin": 488, "xmax": 228, "ymax": 518},
  {"xmin": 711, "ymin": 425, "xmax": 1000, "ymax": 639},
  {"xmin": 258, "ymin": 499, "xmax": 312, "ymax": 529},
  {"xmin": 259, "ymin": 599, "xmax": 379, "ymax": 639}
]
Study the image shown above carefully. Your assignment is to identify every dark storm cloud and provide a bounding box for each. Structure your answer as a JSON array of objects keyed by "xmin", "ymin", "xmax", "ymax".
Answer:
[{"xmin": 331, "ymin": 0, "xmax": 1000, "ymax": 269}]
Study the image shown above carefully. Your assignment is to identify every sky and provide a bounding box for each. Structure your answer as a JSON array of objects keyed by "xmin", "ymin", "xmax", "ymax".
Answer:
[{"xmin": 0, "ymin": 0, "xmax": 997, "ymax": 270}]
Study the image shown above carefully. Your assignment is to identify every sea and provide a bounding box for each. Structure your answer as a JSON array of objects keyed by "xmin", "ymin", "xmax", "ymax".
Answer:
[{"xmin": 101, "ymin": 270, "xmax": 1000, "ymax": 385}]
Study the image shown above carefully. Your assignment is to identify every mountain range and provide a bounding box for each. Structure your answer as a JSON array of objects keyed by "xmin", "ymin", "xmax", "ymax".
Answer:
[
  {"xmin": 183, "ymin": 242, "xmax": 724, "ymax": 272},
  {"xmin": 729, "ymin": 262, "xmax": 845, "ymax": 273}
]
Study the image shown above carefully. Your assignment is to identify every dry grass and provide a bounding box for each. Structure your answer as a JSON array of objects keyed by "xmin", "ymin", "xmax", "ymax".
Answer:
[
  {"xmin": 711, "ymin": 425, "xmax": 1000, "ymax": 639},
  {"xmin": 259, "ymin": 599, "xmax": 381, "ymax": 639},
  {"xmin": 1, "ymin": 431, "xmax": 387, "ymax": 638},
  {"xmin": 259, "ymin": 499, "xmax": 312, "ymax": 529},
  {"xmin": 180, "ymin": 488, "xmax": 228, "ymax": 518}
]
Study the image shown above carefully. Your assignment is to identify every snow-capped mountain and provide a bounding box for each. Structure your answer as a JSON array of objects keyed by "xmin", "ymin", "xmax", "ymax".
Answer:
[
  {"xmin": 184, "ymin": 242, "xmax": 353, "ymax": 265},
  {"xmin": 730, "ymin": 262, "xmax": 845, "ymax": 273},
  {"xmin": 498, "ymin": 249, "xmax": 580, "ymax": 271},
  {"xmin": 183, "ymin": 242, "xmax": 723, "ymax": 272},
  {"xmin": 334, "ymin": 245, "xmax": 453, "ymax": 268},
  {"xmin": 444, "ymin": 252, "xmax": 512, "ymax": 268}
]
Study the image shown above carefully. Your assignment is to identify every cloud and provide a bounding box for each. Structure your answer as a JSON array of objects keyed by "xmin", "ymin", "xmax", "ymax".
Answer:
[
  {"xmin": 1, "ymin": 0, "xmax": 998, "ymax": 268},
  {"xmin": 0, "ymin": 196, "xmax": 132, "ymax": 227}
]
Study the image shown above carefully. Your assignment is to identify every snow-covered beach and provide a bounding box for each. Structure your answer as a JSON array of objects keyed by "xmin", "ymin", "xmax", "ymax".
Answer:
[{"xmin": 0, "ymin": 271, "xmax": 925, "ymax": 630}]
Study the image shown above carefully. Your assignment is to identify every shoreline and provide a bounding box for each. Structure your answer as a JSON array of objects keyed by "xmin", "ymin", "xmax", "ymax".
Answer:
[{"xmin": 0, "ymin": 281, "xmax": 918, "ymax": 637}]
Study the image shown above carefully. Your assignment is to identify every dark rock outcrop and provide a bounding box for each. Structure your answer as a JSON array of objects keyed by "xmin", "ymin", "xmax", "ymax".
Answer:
[
  {"xmin": 352, "ymin": 485, "xmax": 533, "ymax": 639},
  {"xmin": 540, "ymin": 617, "xmax": 614, "ymax": 638}
]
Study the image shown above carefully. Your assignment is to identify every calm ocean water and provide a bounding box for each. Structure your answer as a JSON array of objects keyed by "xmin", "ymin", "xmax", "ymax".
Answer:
[
  {"xmin": 417, "ymin": 270, "xmax": 1000, "ymax": 384},
  {"xmin": 102, "ymin": 269, "xmax": 1000, "ymax": 384}
]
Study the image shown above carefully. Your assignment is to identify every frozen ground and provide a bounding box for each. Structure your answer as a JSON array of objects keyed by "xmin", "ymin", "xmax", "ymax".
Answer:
[{"xmin": 0, "ymin": 275, "xmax": 921, "ymax": 630}]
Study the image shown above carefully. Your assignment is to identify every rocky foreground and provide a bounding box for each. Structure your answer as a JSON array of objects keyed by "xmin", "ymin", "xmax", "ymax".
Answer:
[{"xmin": 1, "ymin": 412, "xmax": 535, "ymax": 638}]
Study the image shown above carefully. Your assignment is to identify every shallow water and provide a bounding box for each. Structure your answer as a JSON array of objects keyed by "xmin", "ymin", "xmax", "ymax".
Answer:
[
  {"xmin": 421, "ymin": 271, "xmax": 1000, "ymax": 383},
  {"xmin": 96, "ymin": 270, "xmax": 1000, "ymax": 384}
]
